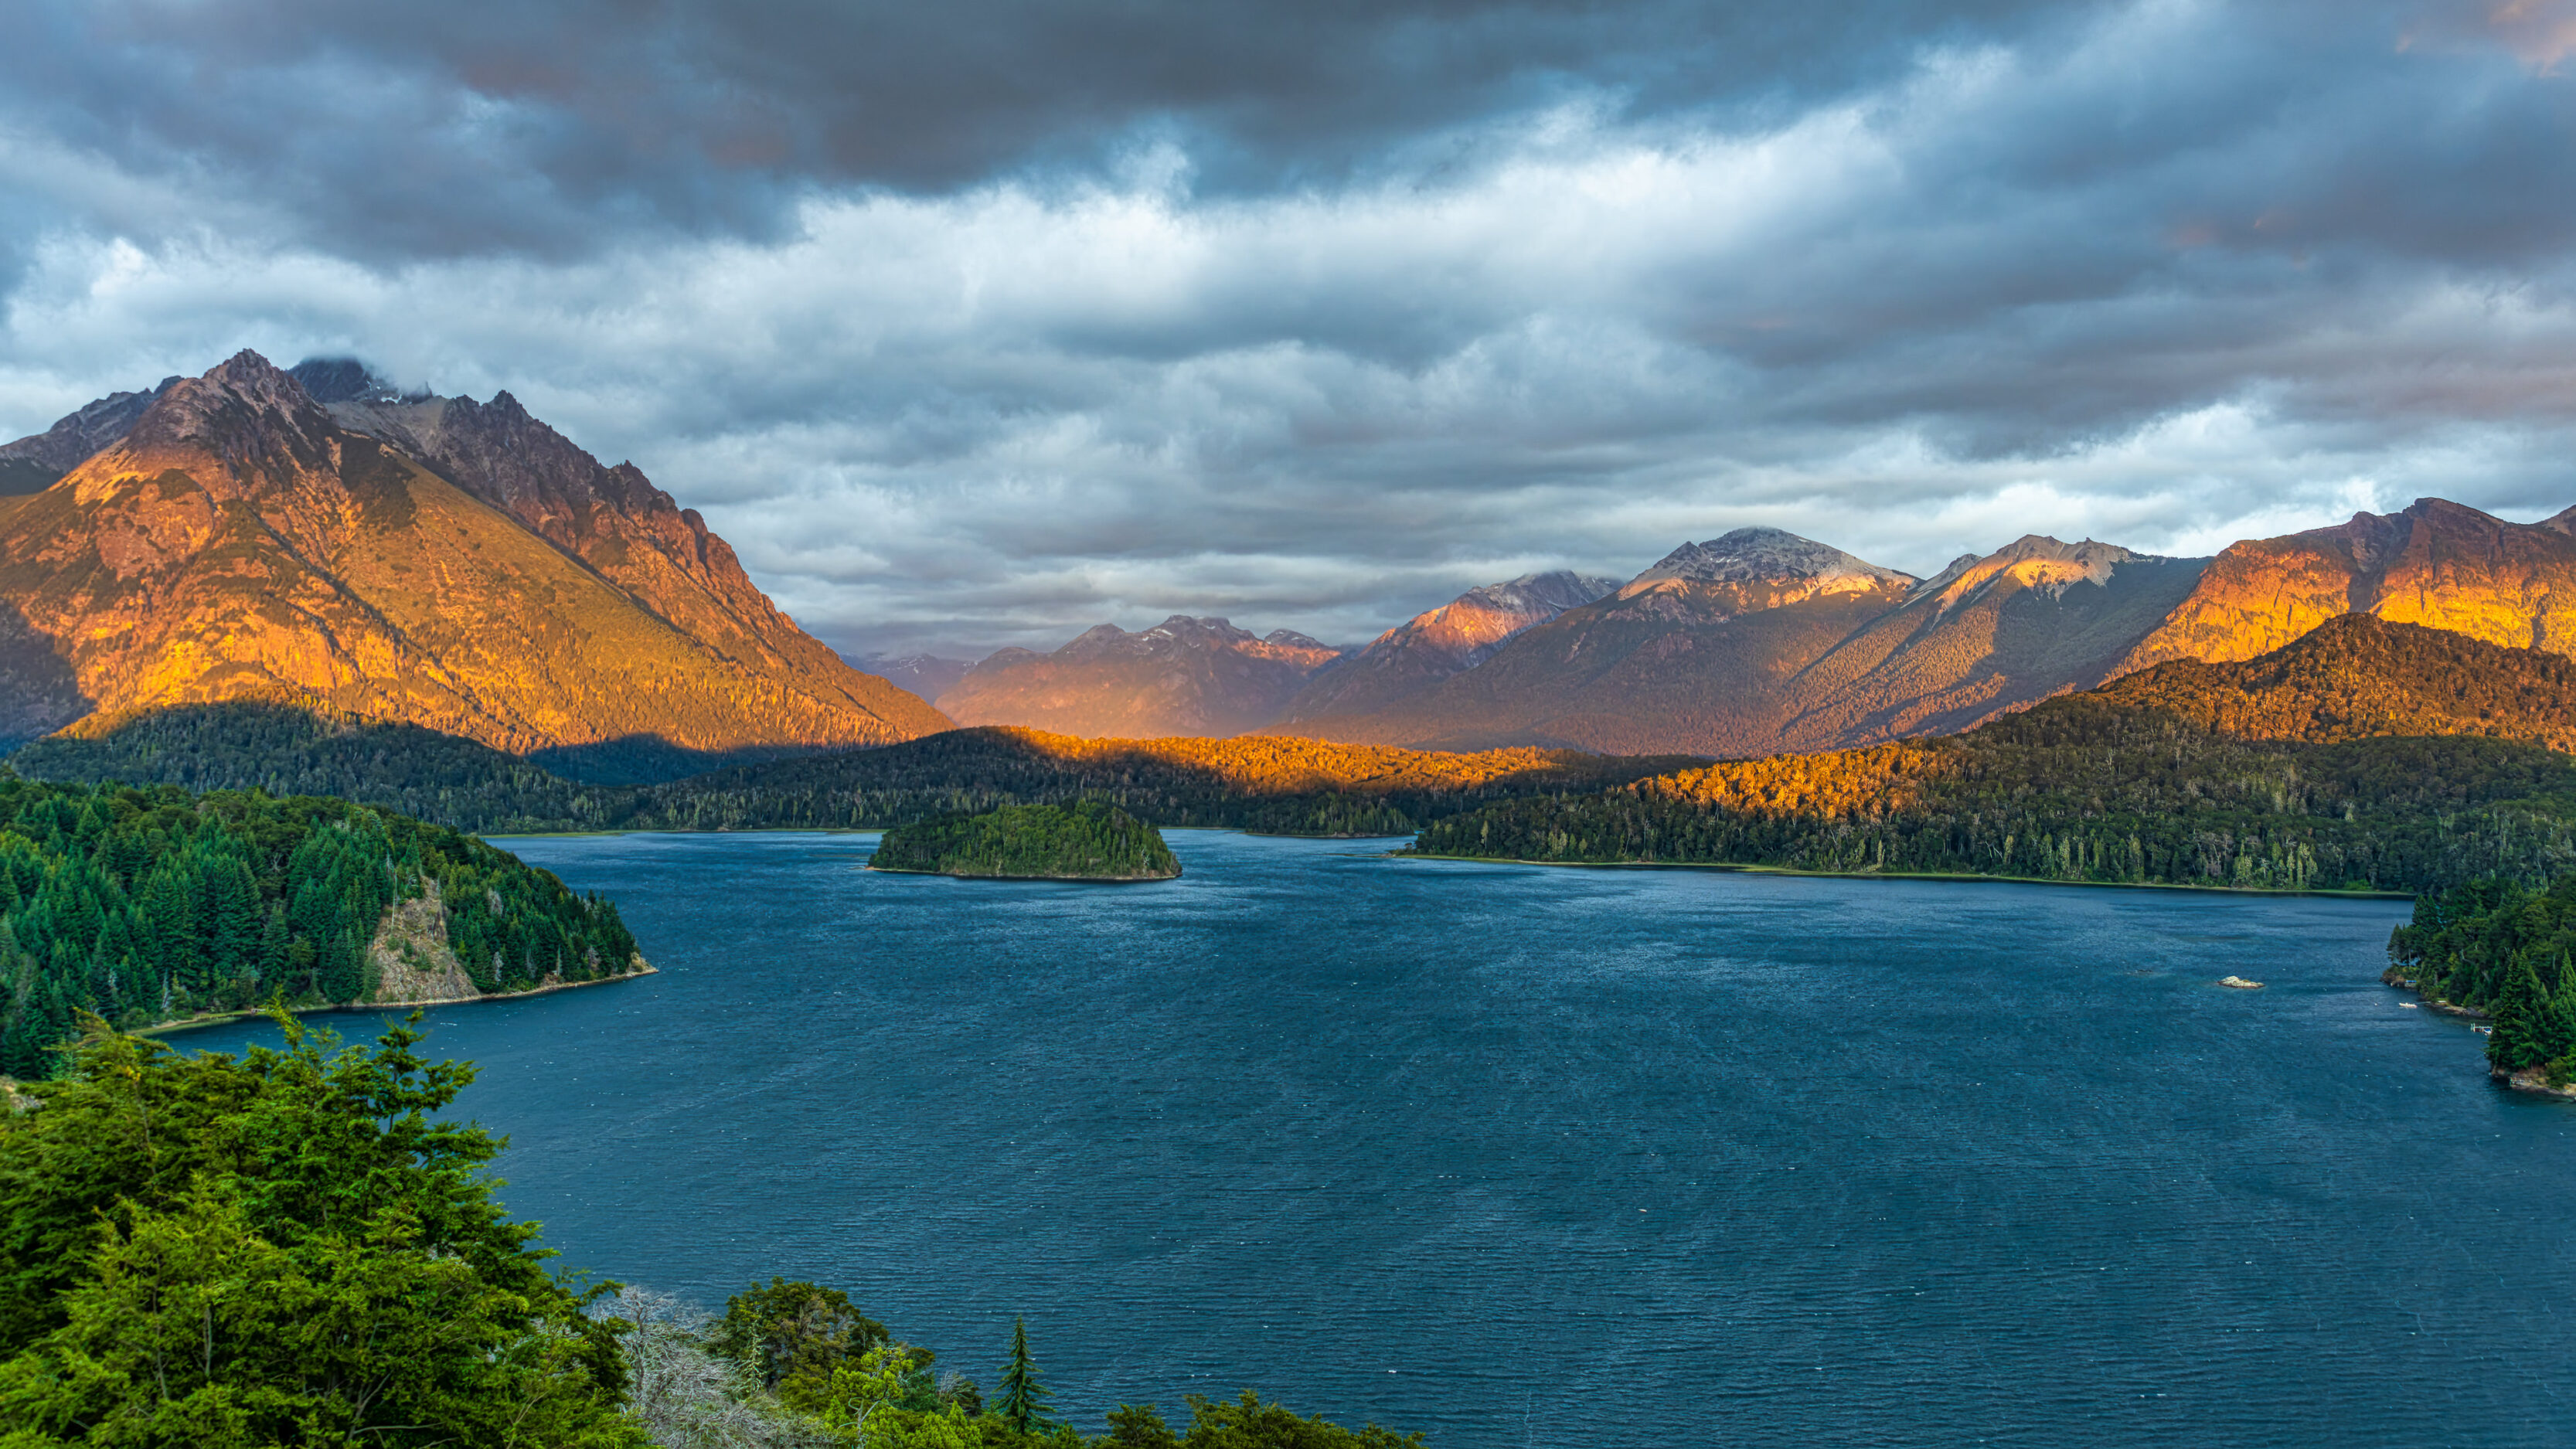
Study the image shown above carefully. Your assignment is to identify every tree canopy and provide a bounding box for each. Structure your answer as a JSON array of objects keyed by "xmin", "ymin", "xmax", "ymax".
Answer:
[
  {"xmin": 0, "ymin": 777, "xmax": 641, "ymax": 1073},
  {"xmin": 0, "ymin": 1014, "xmax": 637, "ymax": 1447},
  {"xmin": 871, "ymin": 803, "xmax": 1183, "ymax": 880}
]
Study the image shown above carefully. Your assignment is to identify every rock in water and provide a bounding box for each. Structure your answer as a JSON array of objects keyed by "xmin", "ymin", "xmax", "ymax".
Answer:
[{"xmin": 2218, "ymin": 975, "xmax": 2265, "ymax": 989}]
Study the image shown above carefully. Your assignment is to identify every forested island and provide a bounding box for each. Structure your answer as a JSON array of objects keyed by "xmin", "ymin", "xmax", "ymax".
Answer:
[
  {"xmin": 0, "ymin": 777, "xmax": 645, "ymax": 1075},
  {"xmin": 0, "ymin": 1016, "xmax": 1421, "ymax": 1447},
  {"xmin": 870, "ymin": 801, "xmax": 1183, "ymax": 880}
]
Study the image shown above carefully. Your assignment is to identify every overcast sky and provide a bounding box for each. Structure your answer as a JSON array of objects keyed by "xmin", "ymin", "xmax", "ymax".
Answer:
[{"xmin": 4, "ymin": 1, "xmax": 2574, "ymax": 655}]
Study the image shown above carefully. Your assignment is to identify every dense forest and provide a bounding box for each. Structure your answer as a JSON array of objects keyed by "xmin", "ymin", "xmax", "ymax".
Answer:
[
  {"xmin": 872, "ymin": 802, "xmax": 1183, "ymax": 879},
  {"xmin": 10, "ymin": 704, "xmax": 1699, "ymax": 837},
  {"xmin": 0, "ymin": 1017, "xmax": 1423, "ymax": 1447},
  {"xmin": 2389, "ymin": 875, "xmax": 2576, "ymax": 1087},
  {"xmin": 0, "ymin": 777, "xmax": 639, "ymax": 1075},
  {"xmin": 1406, "ymin": 697, "xmax": 2576, "ymax": 893}
]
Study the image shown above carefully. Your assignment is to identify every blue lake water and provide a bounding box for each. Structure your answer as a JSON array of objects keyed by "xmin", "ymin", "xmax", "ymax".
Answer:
[{"xmin": 175, "ymin": 831, "xmax": 2576, "ymax": 1447}]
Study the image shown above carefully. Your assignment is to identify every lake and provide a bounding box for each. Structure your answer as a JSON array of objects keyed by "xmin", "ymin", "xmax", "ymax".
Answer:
[{"xmin": 175, "ymin": 830, "xmax": 2576, "ymax": 1447}]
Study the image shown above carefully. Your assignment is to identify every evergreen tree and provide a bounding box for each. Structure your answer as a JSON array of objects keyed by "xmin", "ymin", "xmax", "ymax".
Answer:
[
  {"xmin": 997, "ymin": 1315, "xmax": 1051, "ymax": 1434},
  {"xmin": 0, "ymin": 1015, "xmax": 641, "ymax": 1446}
]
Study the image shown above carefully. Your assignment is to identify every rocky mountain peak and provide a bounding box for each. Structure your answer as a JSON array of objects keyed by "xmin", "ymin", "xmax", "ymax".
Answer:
[
  {"xmin": 1632, "ymin": 528, "xmax": 1914, "ymax": 591},
  {"xmin": 1908, "ymin": 534, "xmax": 2154, "ymax": 604},
  {"xmin": 115, "ymin": 351, "xmax": 344, "ymax": 490},
  {"xmin": 287, "ymin": 357, "xmax": 423, "ymax": 406},
  {"xmin": 1602, "ymin": 530, "xmax": 1915, "ymax": 623},
  {"xmin": 1454, "ymin": 570, "xmax": 1621, "ymax": 617}
]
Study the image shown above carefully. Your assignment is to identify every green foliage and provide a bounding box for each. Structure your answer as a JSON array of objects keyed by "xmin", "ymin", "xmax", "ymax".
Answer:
[
  {"xmin": 0, "ymin": 1015, "xmax": 641, "ymax": 1447},
  {"xmin": 1408, "ymin": 697, "xmax": 2576, "ymax": 895},
  {"xmin": 1167, "ymin": 1392, "xmax": 1426, "ymax": 1449},
  {"xmin": 0, "ymin": 777, "xmax": 640, "ymax": 1071},
  {"xmin": 998, "ymin": 1315, "xmax": 1053, "ymax": 1433},
  {"xmin": 873, "ymin": 803, "xmax": 1182, "ymax": 879},
  {"xmin": 711, "ymin": 1277, "xmax": 892, "ymax": 1395},
  {"xmin": 2390, "ymin": 874, "xmax": 2576, "ymax": 1079}
]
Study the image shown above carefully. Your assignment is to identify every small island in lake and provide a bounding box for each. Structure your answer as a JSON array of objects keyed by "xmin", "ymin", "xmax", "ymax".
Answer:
[{"xmin": 868, "ymin": 801, "xmax": 1183, "ymax": 881}]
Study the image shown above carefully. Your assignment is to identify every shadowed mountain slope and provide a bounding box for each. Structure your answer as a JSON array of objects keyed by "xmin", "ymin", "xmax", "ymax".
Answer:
[
  {"xmin": 1296, "ymin": 528, "xmax": 1920, "ymax": 754},
  {"xmin": 0, "ymin": 352, "xmax": 945, "ymax": 774},
  {"xmin": 938, "ymin": 616, "xmax": 1344, "ymax": 737},
  {"xmin": 1771, "ymin": 536, "xmax": 2211, "ymax": 748},
  {"xmin": 2119, "ymin": 498, "xmax": 2576, "ymax": 674},
  {"xmin": 1278, "ymin": 570, "xmax": 1618, "ymax": 726},
  {"xmin": 0, "ymin": 377, "xmax": 180, "ymax": 495}
]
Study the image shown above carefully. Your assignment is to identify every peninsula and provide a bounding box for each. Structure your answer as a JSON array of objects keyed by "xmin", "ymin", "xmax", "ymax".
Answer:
[{"xmin": 868, "ymin": 801, "xmax": 1183, "ymax": 881}]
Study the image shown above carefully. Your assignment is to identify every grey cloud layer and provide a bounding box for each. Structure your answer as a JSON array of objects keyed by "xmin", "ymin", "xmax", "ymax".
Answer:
[{"xmin": 3, "ymin": 1, "xmax": 2574, "ymax": 655}]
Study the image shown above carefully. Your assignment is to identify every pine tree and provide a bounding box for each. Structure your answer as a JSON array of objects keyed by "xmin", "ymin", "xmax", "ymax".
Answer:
[
  {"xmin": 997, "ymin": 1315, "xmax": 1051, "ymax": 1434},
  {"xmin": 2488, "ymin": 958, "xmax": 2551, "ymax": 1073}
]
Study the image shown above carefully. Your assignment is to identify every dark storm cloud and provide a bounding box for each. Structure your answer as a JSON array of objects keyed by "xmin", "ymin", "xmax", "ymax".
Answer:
[
  {"xmin": 0, "ymin": 0, "xmax": 2077, "ymax": 259},
  {"xmin": 4, "ymin": 1, "xmax": 2576, "ymax": 656}
]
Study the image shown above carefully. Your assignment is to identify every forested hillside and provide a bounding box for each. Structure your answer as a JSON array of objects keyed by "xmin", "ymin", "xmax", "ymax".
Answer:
[
  {"xmin": 13, "ymin": 709, "xmax": 1702, "ymax": 837},
  {"xmin": 1406, "ymin": 696, "xmax": 2576, "ymax": 893},
  {"xmin": 871, "ymin": 802, "xmax": 1182, "ymax": 879},
  {"xmin": 2090, "ymin": 613, "xmax": 2576, "ymax": 749},
  {"xmin": 0, "ymin": 777, "xmax": 641, "ymax": 1074}
]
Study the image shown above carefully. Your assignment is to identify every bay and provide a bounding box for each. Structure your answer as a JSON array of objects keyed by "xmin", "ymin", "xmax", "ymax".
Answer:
[{"xmin": 175, "ymin": 830, "xmax": 2576, "ymax": 1447}]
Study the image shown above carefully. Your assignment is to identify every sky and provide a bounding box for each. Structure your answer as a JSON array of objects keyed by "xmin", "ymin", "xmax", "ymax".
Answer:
[{"xmin": 3, "ymin": 1, "xmax": 2575, "ymax": 657}]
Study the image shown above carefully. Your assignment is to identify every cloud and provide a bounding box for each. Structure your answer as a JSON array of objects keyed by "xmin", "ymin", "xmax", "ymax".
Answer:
[{"xmin": 4, "ymin": 0, "xmax": 2576, "ymax": 656}]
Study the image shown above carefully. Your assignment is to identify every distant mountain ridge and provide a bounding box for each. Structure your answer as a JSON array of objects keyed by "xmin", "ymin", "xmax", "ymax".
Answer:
[
  {"xmin": 0, "ymin": 377, "xmax": 179, "ymax": 495},
  {"xmin": 1279, "ymin": 570, "xmax": 1616, "ymax": 725},
  {"xmin": 952, "ymin": 502, "xmax": 2576, "ymax": 757},
  {"xmin": 0, "ymin": 351, "xmax": 948, "ymax": 774},
  {"xmin": 935, "ymin": 615, "xmax": 1344, "ymax": 738},
  {"xmin": 1271, "ymin": 529, "xmax": 1926, "ymax": 754}
]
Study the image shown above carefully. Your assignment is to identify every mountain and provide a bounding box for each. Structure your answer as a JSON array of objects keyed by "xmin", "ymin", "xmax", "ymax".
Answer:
[
  {"xmin": 854, "ymin": 651, "xmax": 973, "ymax": 702},
  {"xmin": 1768, "ymin": 535, "xmax": 2210, "ymax": 747},
  {"xmin": 0, "ymin": 351, "xmax": 948, "ymax": 774},
  {"xmin": 2094, "ymin": 611, "xmax": 2576, "ymax": 750},
  {"xmin": 1407, "ymin": 621, "xmax": 2576, "ymax": 893},
  {"xmin": 290, "ymin": 358, "xmax": 908, "ymax": 742},
  {"xmin": 0, "ymin": 377, "xmax": 180, "ymax": 495},
  {"xmin": 2119, "ymin": 498, "xmax": 2576, "ymax": 673},
  {"xmin": 1293, "ymin": 528, "xmax": 1921, "ymax": 754},
  {"xmin": 935, "ymin": 616, "xmax": 1345, "ymax": 737},
  {"xmin": 1277, "ymin": 570, "xmax": 1618, "ymax": 725}
]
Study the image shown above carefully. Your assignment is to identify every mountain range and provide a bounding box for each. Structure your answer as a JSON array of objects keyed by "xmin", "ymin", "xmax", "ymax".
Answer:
[
  {"xmin": 917, "ymin": 499, "xmax": 2576, "ymax": 756},
  {"xmin": 11, "ymin": 350, "xmax": 2576, "ymax": 775},
  {"xmin": 0, "ymin": 352, "xmax": 948, "ymax": 778}
]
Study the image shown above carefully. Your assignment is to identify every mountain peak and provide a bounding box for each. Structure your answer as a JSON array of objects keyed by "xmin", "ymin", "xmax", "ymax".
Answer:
[
  {"xmin": 1908, "ymin": 535, "xmax": 2155, "ymax": 603},
  {"xmin": 1635, "ymin": 529, "xmax": 1914, "ymax": 590},
  {"xmin": 288, "ymin": 356, "xmax": 422, "ymax": 405}
]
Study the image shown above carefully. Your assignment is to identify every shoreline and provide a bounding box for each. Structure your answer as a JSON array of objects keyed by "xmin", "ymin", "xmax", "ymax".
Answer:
[
  {"xmin": 864, "ymin": 862, "xmax": 1181, "ymax": 883},
  {"xmin": 1388, "ymin": 852, "xmax": 2416, "ymax": 899},
  {"xmin": 138, "ymin": 962, "xmax": 660, "ymax": 1039}
]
